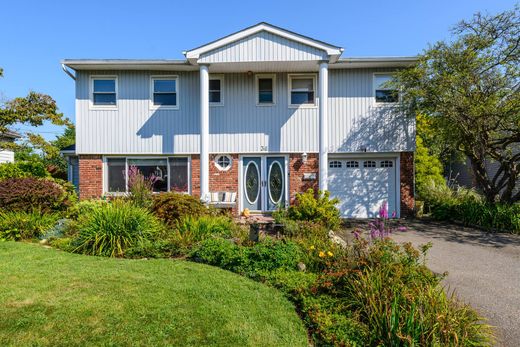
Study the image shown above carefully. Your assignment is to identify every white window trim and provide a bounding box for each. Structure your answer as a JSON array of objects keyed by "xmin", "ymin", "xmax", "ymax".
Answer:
[
  {"xmin": 103, "ymin": 156, "xmax": 191, "ymax": 195},
  {"xmin": 288, "ymin": 74, "xmax": 317, "ymax": 108},
  {"xmin": 150, "ymin": 75, "xmax": 179, "ymax": 110},
  {"xmin": 209, "ymin": 74, "xmax": 224, "ymax": 107},
  {"xmin": 373, "ymin": 72, "xmax": 399, "ymax": 106},
  {"xmin": 90, "ymin": 75, "xmax": 118, "ymax": 110},
  {"xmin": 214, "ymin": 154, "xmax": 233, "ymax": 171},
  {"xmin": 255, "ymin": 74, "xmax": 276, "ymax": 106}
]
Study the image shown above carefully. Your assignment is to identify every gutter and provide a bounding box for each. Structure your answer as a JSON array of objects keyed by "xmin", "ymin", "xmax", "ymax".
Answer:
[{"xmin": 61, "ymin": 63, "xmax": 76, "ymax": 80}]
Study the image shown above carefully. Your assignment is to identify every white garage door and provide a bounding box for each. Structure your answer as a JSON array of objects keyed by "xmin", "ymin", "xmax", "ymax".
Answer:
[{"xmin": 327, "ymin": 158, "xmax": 397, "ymax": 218}]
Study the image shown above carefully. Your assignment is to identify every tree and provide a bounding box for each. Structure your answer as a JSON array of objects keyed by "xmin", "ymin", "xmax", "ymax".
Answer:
[
  {"xmin": 394, "ymin": 6, "xmax": 520, "ymax": 203},
  {"xmin": 415, "ymin": 116, "xmax": 446, "ymax": 200},
  {"xmin": 1, "ymin": 67, "xmax": 73, "ymax": 177},
  {"xmin": 0, "ymin": 68, "xmax": 71, "ymax": 151}
]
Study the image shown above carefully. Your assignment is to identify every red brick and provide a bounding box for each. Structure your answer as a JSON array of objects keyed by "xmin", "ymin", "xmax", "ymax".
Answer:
[
  {"xmin": 400, "ymin": 151, "xmax": 415, "ymax": 216},
  {"xmin": 78, "ymin": 155, "xmax": 103, "ymax": 199}
]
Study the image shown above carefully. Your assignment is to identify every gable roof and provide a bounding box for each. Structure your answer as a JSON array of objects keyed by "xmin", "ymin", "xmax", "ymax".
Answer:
[
  {"xmin": 184, "ymin": 22, "xmax": 343, "ymax": 64},
  {"xmin": 0, "ymin": 130, "xmax": 21, "ymax": 139}
]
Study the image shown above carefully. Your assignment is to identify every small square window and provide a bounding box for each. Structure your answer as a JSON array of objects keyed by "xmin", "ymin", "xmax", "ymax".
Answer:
[
  {"xmin": 374, "ymin": 74, "xmax": 398, "ymax": 103},
  {"xmin": 214, "ymin": 154, "xmax": 232, "ymax": 171},
  {"xmin": 152, "ymin": 77, "xmax": 177, "ymax": 107},
  {"xmin": 289, "ymin": 75, "xmax": 316, "ymax": 106},
  {"xmin": 92, "ymin": 78, "xmax": 116, "ymax": 106},
  {"xmin": 209, "ymin": 77, "xmax": 223, "ymax": 105}
]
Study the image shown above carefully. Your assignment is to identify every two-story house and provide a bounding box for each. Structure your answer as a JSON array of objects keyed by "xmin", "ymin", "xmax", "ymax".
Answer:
[{"xmin": 61, "ymin": 23, "xmax": 416, "ymax": 218}]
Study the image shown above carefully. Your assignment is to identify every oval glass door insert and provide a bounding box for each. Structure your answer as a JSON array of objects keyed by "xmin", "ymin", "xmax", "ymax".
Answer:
[
  {"xmin": 268, "ymin": 161, "xmax": 283, "ymax": 204},
  {"xmin": 245, "ymin": 162, "xmax": 260, "ymax": 204}
]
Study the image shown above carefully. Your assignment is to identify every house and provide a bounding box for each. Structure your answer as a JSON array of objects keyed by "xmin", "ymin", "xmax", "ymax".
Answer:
[
  {"xmin": 61, "ymin": 22, "xmax": 416, "ymax": 218},
  {"xmin": 0, "ymin": 130, "xmax": 21, "ymax": 163}
]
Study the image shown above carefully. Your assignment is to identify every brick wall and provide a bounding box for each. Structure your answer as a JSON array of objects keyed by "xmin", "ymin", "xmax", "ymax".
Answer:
[
  {"xmin": 78, "ymin": 155, "xmax": 103, "ymax": 199},
  {"xmin": 288, "ymin": 153, "xmax": 319, "ymax": 203},
  {"xmin": 400, "ymin": 151, "xmax": 415, "ymax": 216},
  {"xmin": 209, "ymin": 154, "xmax": 239, "ymax": 214},
  {"xmin": 190, "ymin": 154, "xmax": 200, "ymax": 197}
]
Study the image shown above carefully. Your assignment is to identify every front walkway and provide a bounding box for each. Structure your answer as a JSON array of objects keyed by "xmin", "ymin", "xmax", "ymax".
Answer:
[{"xmin": 392, "ymin": 220, "xmax": 520, "ymax": 346}]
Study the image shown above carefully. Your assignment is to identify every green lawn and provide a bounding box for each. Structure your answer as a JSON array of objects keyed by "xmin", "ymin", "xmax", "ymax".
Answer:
[{"xmin": 0, "ymin": 242, "xmax": 307, "ymax": 347}]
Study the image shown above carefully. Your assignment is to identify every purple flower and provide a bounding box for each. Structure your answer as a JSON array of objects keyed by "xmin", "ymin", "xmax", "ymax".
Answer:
[
  {"xmin": 391, "ymin": 211, "xmax": 397, "ymax": 218},
  {"xmin": 398, "ymin": 226, "xmax": 407, "ymax": 232},
  {"xmin": 353, "ymin": 230, "xmax": 360, "ymax": 239}
]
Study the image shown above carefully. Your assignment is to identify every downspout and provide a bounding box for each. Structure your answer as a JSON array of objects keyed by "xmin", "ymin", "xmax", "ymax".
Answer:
[{"xmin": 61, "ymin": 63, "xmax": 76, "ymax": 80}]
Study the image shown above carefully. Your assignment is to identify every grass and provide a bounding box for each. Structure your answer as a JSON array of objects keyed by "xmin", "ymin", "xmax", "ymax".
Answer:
[{"xmin": 0, "ymin": 242, "xmax": 308, "ymax": 347}]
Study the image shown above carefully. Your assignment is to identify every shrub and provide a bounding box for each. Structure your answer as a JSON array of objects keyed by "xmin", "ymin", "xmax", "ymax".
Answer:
[
  {"xmin": 309, "ymin": 239, "xmax": 493, "ymax": 346},
  {"xmin": 190, "ymin": 237, "xmax": 248, "ymax": 272},
  {"xmin": 0, "ymin": 177, "xmax": 74, "ymax": 213},
  {"xmin": 422, "ymin": 180, "xmax": 520, "ymax": 233},
  {"xmin": 0, "ymin": 161, "xmax": 49, "ymax": 180},
  {"xmin": 72, "ymin": 200, "xmax": 163, "ymax": 257},
  {"xmin": 127, "ymin": 165, "xmax": 156, "ymax": 208},
  {"xmin": 285, "ymin": 189, "xmax": 341, "ymax": 230},
  {"xmin": 152, "ymin": 192, "xmax": 211, "ymax": 226},
  {"xmin": 170, "ymin": 215, "xmax": 235, "ymax": 254},
  {"xmin": 66, "ymin": 199, "xmax": 109, "ymax": 220},
  {"xmin": 0, "ymin": 211, "xmax": 60, "ymax": 240},
  {"xmin": 415, "ymin": 135, "xmax": 446, "ymax": 200},
  {"xmin": 244, "ymin": 239, "xmax": 303, "ymax": 275},
  {"xmin": 190, "ymin": 237, "xmax": 304, "ymax": 276}
]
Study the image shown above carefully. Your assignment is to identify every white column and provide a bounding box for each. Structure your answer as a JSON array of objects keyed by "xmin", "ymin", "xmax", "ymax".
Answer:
[
  {"xmin": 319, "ymin": 62, "xmax": 329, "ymax": 191},
  {"xmin": 199, "ymin": 65, "xmax": 210, "ymax": 199}
]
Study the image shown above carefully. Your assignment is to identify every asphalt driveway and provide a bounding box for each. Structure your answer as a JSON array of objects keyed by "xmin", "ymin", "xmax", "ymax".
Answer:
[{"xmin": 391, "ymin": 220, "xmax": 520, "ymax": 346}]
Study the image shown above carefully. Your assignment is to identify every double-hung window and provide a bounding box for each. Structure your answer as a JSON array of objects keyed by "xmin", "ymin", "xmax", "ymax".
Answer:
[
  {"xmin": 289, "ymin": 74, "xmax": 316, "ymax": 106},
  {"xmin": 374, "ymin": 74, "xmax": 399, "ymax": 104},
  {"xmin": 256, "ymin": 74, "xmax": 275, "ymax": 105},
  {"xmin": 106, "ymin": 157, "xmax": 189, "ymax": 194},
  {"xmin": 92, "ymin": 77, "xmax": 117, "ymax": 107},
  {"xmin": 151, "ymin": 76, "xmax": 178, "ymax": 108},
  {"xmin": 209, "ymin": 76, "xmax": 223, "ymax": 105}
]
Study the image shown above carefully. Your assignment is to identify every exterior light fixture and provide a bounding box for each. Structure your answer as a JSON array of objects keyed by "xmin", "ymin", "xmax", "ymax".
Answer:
[{"xmin": 302, "ymin": 152, "xmax": 308, "ymax": 163}]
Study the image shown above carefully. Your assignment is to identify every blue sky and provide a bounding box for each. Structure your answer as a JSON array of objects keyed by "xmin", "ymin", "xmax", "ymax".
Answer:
[{"xmin": 0, "ymin": 0, "xmax": 516, "ymax": 141}]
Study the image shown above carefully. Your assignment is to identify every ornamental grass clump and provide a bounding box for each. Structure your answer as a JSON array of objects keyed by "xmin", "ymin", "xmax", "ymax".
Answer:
[{"xmin": 72, "ymin": 200, "xmax": 163, "ymax": 257}]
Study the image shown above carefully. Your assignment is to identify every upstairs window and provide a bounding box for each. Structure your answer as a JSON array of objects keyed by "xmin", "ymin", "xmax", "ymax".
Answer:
[
  {"xmin": 374, "ymin": 74, "xmax": 398, "ymax": 103},
  {"xmin": 92, "ymin": 77, "xmax": 117, "ymax": 107},
  {"xmin": 209, "ymin": 76, "xmax": 223, "ymax": 105},
  {"xmin": 256, "ymin": 74, "xmax": 275, "ymax": 105},
  {"xmin": 289, "ymin": 75, "xmax": 316, "ymax": 106},
  {"xmin": 151, "ymin": 76, "xmax": 178, "ymax": 107}
]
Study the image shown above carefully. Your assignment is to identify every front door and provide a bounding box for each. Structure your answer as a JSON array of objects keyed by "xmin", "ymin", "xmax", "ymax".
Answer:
[{"xmin": 242, "ymin": 156, "xmax": 286, "ymax": 212}]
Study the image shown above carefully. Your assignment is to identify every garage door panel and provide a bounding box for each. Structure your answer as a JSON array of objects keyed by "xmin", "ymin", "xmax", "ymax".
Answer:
[{"xmin": 328, "ymin": 159, "xmax": 397, "ymax": 218}]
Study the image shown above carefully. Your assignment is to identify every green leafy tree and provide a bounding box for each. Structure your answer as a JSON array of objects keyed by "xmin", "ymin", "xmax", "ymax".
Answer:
[
  {"xmin": 394, "ymin": 6, "xmax": 520, "ymax": 203},
  {"xmin": 1, "ymin": 67, "xmax": 73, "ymax": 177}
]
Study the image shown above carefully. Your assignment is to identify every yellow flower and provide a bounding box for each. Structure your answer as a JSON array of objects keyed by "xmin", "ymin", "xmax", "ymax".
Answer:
[
  {"xmin": 327, "ymin": 251, "xmax": 334, "ymax": 257},
  {"xmin": 309, "ymin": 245, "xmax": 315, "ymax": 250},
  {"xmin": 318, "ymin": 251, "xmax": 325, "ymax": 258}
]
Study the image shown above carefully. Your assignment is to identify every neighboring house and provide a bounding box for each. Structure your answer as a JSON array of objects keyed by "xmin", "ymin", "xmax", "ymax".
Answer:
[
  {"xmin": 450, "ymin": 155, "xmax": 519, "ymax": 197},
  {"xmin": 0, "ymin": 130, "xmax": 21, "ymax": 163},
  {"xmin": 61, "ymin": 22, "xmax": 416, "ymax": 218}
]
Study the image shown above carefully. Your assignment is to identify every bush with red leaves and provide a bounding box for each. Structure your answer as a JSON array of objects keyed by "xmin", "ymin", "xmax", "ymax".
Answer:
[{"xmin": 0, "ymin": 177, "xmax": 72, "ymax": 213}]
